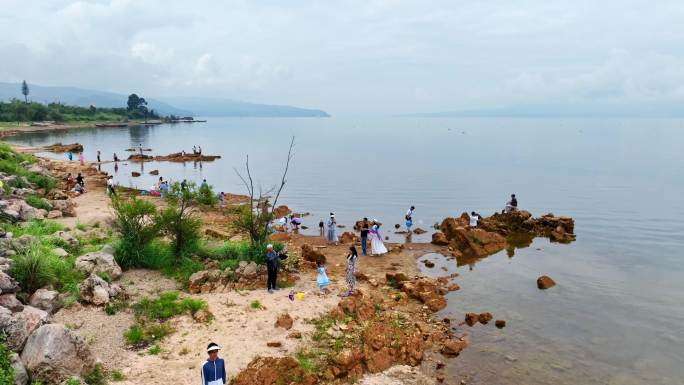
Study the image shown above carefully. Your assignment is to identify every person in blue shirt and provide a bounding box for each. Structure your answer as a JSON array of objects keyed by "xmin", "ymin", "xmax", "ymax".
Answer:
[{"xmin": 201, "ymin": 342, "xmax": 226, "ymax": 385}]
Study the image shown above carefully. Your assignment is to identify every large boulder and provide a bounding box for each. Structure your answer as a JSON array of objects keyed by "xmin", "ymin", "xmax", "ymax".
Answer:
[
  {"xmin": 438, "ymin": 218, "xmax": 506, "ymax": 257},
  {"xmin": 51, "ymin": 231, "xmax": 78, "ymax": 248},
  {"xmin": 0, "ymin": 305, "xmax": 49, "ymax": 351},
  {"xmin": 21, "ymin": 324, "xmax": 96, "ymax": 385},
  {"xmin": 49, "ymin": 200, "xmax": 76, "ymax": 217},
  {"xmin": 29, "ymin": 289, "xmax": 62, "ymax": 314},
  {"xmin": 0, "ymin": 294, "xmax": 23, "ymax": 312},
  {"xmin": 0, "ymin": 271, "xmax": 19, "ymax": 294},
  {"xmin": 74, "ymin": 251, "xmax": 122, "ymax": 280},
  {"xmin": 78, "ymin": 274, "xmax": 123, "ymax": 306},
  {"xmin": 300, "ymin": 244, "xmax": 326, "ymax": 264}
]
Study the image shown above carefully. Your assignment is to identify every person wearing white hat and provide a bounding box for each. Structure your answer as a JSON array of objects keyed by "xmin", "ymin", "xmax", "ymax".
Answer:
[
  {"xmin": 200, "ymin": 342, "xmax": 226, "ymax": 385},
  {"xmin": 326, "ymin": 213, "xmax": 338, "ymax": 245},
  {"xmin": 265, "ymin": 244, "xmax": 281, "ymax": 293}
]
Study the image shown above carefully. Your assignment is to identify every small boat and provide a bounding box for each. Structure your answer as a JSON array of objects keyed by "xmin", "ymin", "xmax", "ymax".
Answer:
[{"xmin": 95, "ymin": 123, "xmax": 128, "ymax": 128}]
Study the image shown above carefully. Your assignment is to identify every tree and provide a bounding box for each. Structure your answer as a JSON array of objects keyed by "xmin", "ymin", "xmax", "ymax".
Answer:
[
  {"xmin": 156, "ymin": 182, "xmax": 203, "ymax": 264},
  {"xmin": 21, "ymin": 80, "xmax": 29, "ymax": 103},
  {"xmin": 126, "ymin": 93, "xmax": 149, "ymax": 119},
  {"xmin": 233, "ymin": 136, "xmax": 295, "ymax": 247}
]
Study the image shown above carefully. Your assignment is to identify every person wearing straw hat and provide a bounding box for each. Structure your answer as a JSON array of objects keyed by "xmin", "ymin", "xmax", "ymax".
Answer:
[{"xmin": 200, "ymin": 342, "xmax": 226, "ymax": 385}]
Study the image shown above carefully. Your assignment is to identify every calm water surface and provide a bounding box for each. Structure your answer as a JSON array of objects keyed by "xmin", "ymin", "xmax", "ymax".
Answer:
[{"xmin": 6, "ymin": 117, "xmax": 684, "ymax": 384}]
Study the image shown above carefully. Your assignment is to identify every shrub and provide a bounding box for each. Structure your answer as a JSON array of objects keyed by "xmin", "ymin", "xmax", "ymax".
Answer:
[
  {"xmin": 131, "ymin": 291, "xmax": 206, "ymax": 321},
  {"xmin": 148, "ymin": 344, "xmax": 161, "ymax": 355},
  {"xmin": 197, "ymin": 184, "xmax": 216, "ymax": 207},
  {"xmin": 156, "ymin": 182, "xmax": 203, "ymax": 264},
  {"xmin": 25, "ymin": 195, "xmax": 50, "ymax": 210},
  {"xmin": 0, "ymin": 336, "xmax": 14, "ymax": 385},
  {"xmin": 84, "ymin": 364, "xmax": 106, "ymax": 385},
  {"xmin": 111, "ymin": 371, "xmax": 124, "ymax": 381},
  {"xmin": 11, "ymin": 244, "xmax": 56, "ymax": 293},
  {"xmin": 111, "ymin": 196, "xmax": 159, "ymax": 269}
]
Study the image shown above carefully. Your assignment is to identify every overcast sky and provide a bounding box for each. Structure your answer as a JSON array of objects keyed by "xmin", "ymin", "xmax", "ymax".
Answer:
[{"xmin": 1, "ymin": 0, "xmax": 683, "ymax": 115}]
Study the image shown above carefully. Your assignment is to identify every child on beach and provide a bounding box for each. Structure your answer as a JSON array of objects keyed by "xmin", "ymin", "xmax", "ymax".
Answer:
[
  {"xmin": 316, "ymin": 261, "xmax": 330, "ymax": 293},
  {"xmin": 78, "ymin": 152, "xmax": 84, "ymax": 165}
]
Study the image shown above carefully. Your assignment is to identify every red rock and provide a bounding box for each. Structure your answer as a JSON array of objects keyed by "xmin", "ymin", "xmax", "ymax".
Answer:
[
  {"xmin": 440, "ymin": 339, "xmax": 467, "ymax": 356},
  {"xmin": 131, "ymin": 171, "xmax": 141, "ymax": 177},
  {"xmin": 339, "ymin": 232, "xmax": 358, "ymax": 244},
  {"xmin": 478, "ymin": 312, "xmax": 493, "ymax": 324},
  {"xmin": 464, "ymin": 313, "xmax": 478, "ymax": 326},
  {"xmin": 275, "ymin": 313, "xmax": 293, "ymax": 330},
  {"xmin": 269, "ymin": 232, "xmax": 290, "ymax": 242},
  {"xmin": 413, "ymin": 228, "xmax": 427, "ymax": 235},
  {"xmin": 287, "ymin": 331, "xmax": 302, "ymax": 339},
  {"xmin": 495, "ymin": 320, "xmax": 506, "ymax": 328},
  {"xmin": 447, "ymin": 284, "xmax": 460, "ymax": 291},
  {"xmin": 537, "ymin": 275, "xmax": 556, "ymax": 289},
  {"xmin": 266, "ymin": 341, "xmax": 282, "ymax": 347},
  {"xmin": 273, "ymin": 205, "xmax": 291, "ymax": 218},
  {"xmin": 431, "ymin": 231, "xmax": 449, "ymax": 246},
  {"xmin": 300, "ymin": 244, "xmax": 326, "ymax": 264}
]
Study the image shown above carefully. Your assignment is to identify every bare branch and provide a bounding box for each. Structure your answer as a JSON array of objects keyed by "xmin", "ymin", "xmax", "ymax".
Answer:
[{"xmin": 271, "ymin": 136, "xmax": 295, "ymax": 210}]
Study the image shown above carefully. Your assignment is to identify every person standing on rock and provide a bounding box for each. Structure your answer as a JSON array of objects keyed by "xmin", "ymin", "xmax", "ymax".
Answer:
[
  {"xmin": 360, "ymin": 218, "xmax": 370, "ymax": 256},
  {"xmin": 113, "ymin": 152, "xmax": 119, "ymax": 162},
  {"xmin": 405, "ymin": 205, "xmax": 415, "ymax": 233},
  {"xmin": 469, "ymin": 211, "xmax": 481, "ymax": 228},
  {"xmin": 138, "ymin": 143, "xmax": 143, "ymax": 155},
  {"xmin": 265, "ymin": 244, "xmax": 280, "ymax": 293},
  {"xmin": 96, "ymin": 150, "xmax": 101, "ymax": 163},
  {"xmin": 66, "ymin": 151, "xmax": 73, "ymax": 161},
  {"xmin": 344, "ymin": 246, "xmax": 358, "ymax": 296},
  {"xmin": 201, "ymin": 342, "xmax": 226, "ymax": 385},
  {"xmin": 370, "ymin": 220, "xmax": 388, "ymax": 255},
  {"xmin": 505, "ymin": 194, "xmax": 518, "ymax": 213},
  {"xmin": 326, "ymin": 213, "xmax": 338, "ymax": 245}
]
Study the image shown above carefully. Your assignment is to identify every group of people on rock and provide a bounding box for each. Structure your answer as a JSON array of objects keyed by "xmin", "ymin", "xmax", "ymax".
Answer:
[{"xmin": 64, "ymin": 172, "xmax": 86, "ymax": 195}]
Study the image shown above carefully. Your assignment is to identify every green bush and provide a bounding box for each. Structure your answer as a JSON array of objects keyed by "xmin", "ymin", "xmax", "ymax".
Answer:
[
  {"xmin": 131, "ymin": 291, "xmax": 206, "ymax": 321},
  {"xmin": 10, "ymin": 241, "xmax": 81, "ymax": 296},
  {"xmin": 11, "ymin": 244, "xmax": 56, "ymax": 293},
  {"xmin": 111, "ymin": 196, "xmax": 159, "ymax": 269},
  {"xmin": 0, "ymin": 219, "xmax": 63, "ymax": 238},
  {"xmin": 197, "ymin": 184, "xmax": 216, "ymax": 207},
  {"xmin": 25, "ymin": 195, "xmax": 51, "ymax": 210},
  {"xmin": 110, "ymin": 371, "xmax": 124, "ymax": 381},
  {"xmin": 84, "ymin": 364, "xmax": 106, "ymax": 385},
  {"xmin": 0, "ymin": 336, "xmax": 15, "ymax": 385}
]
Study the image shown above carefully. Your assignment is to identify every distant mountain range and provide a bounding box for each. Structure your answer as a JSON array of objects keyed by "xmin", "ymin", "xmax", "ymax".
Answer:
[{"xmin": 0, "ymin": 82, "xmax": 330, "ymax": 118}]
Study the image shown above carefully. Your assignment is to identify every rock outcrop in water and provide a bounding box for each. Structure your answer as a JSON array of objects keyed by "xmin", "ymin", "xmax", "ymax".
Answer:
[
  {"xmin": 432, "ymin": 211, "xmax": 576, "ymax": 257},
  {"xmin": 42, "ymin": 143, "xmax": 83, "ymax": 153},
  {"xmin": 127, "ymin": 152, "xmax": 221, "ymax": 162}
]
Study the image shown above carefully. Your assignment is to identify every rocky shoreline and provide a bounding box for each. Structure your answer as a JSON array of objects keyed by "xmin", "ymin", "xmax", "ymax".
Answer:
[{"xmin": 0, "ymin": 142, "xmax": 575, "ymax": 385}]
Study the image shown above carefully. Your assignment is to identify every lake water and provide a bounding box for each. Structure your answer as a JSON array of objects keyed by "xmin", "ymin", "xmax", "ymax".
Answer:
[{"xmin": 5, "ymin": 117, "xmax": 684, "ymax": 384}]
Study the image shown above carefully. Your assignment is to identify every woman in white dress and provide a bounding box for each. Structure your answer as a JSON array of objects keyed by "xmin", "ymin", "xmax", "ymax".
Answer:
[
  {"xmin": 326, "ymin": 213, "xmax": 338, "ymax": 244},
  {"xmin": 369, "ymin": 219, "xmax": 388, "ymax": 255}
]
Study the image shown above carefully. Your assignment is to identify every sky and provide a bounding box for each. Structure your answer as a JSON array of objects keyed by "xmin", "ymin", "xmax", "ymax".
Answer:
[{"xmin": 1, "ymin": 0, "xmax": 684, "ymax": 115}]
